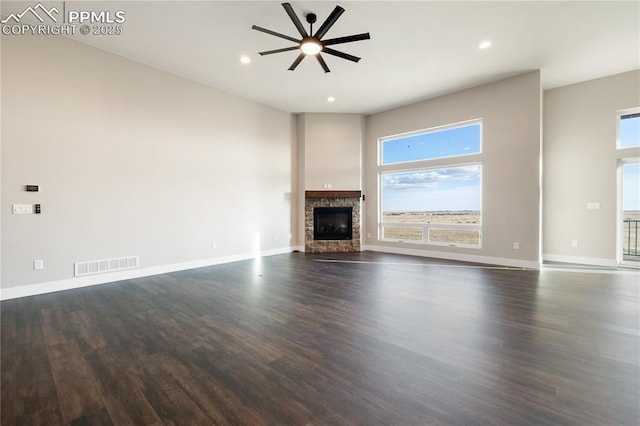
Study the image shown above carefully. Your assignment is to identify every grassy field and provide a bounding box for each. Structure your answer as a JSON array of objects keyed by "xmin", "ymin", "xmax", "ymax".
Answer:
[
  {"xmin": 383, "ymin": 211, "xmax": 481, "ymax": 224},
  {"xmin": 382, "ymin": 211, "xmax": 480, "ymax": 244},
  {"xmin": 623, "ymin": 210, "xmax": 640, "ymax": 221},
  {"xmin": 381, "ymin": 210, "xmax": 640, "ymax": 252}
]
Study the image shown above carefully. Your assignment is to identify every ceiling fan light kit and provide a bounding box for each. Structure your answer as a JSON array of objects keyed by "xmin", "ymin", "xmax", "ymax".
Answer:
[
  {"xmin": 252, "ymin": 2, "xmax": 370, "ymax": 73},
  {"xmin": 300, "ymin": 39, "xmax": 322, "ymax": 55}
]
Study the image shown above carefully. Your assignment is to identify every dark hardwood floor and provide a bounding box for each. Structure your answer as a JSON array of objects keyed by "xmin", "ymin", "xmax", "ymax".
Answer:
[{"xmin": 1, "ymin": 252, "xmax": 639, "ymax": 425}]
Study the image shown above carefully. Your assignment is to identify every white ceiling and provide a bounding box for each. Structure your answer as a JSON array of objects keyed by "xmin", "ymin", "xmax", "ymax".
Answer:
[{"xmin": 3, "ymin": 1, "xmax": 639, "ymax": 114}]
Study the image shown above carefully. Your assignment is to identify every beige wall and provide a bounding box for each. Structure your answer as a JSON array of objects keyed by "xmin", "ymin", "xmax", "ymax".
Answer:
[
  {"xmin": 299, "ymin": 113, "xmax": 363, "ymax": 190},
  {"xmin": 295, "ymin": 113, "xmax": 363, "ymax": 247},
  {"xmin": 2, "ymin": 35, "xmax": 295, "ymax": 290},
  {"xmin": 364, "ymin": 72, "xmax": 542, "ymax": 267},
  {"xmin": 543, "ymin": 70, "xmax": 640, "ymax": 265}
]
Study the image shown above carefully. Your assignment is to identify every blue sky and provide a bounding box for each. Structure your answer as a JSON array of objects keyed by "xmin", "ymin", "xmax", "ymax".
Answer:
[
  {"xmin": 623, "ymin": 163, "xmax": 640, "ymax": 211},
  {"xmin": 381, "ymin": 123, "xmax": 481, "ymax": 212},
  {"xmin": 382, "ymin": 165, "xmax": 481, "ymax": 212},
  {"xmin": 620, "ymin": 114, "xmax": 640, "ymax": 149},
  {"xmin": 621, "ymin": 115, "xmax": 639, "ymax": 210},
  {"xmin": 382, "ymin": 123, "xmax": 481, "ymax": 164}
]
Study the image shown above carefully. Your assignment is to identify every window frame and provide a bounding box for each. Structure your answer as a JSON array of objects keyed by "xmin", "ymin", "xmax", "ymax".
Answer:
[{"xmin": 377, "ymin": 119, "xmax": 483, "ymax": 249}]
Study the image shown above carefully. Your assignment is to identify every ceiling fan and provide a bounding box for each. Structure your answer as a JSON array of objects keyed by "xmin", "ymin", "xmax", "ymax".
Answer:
[{"xmin": 251, "ymin": 2, "xmax": 370, "ymax": 73}]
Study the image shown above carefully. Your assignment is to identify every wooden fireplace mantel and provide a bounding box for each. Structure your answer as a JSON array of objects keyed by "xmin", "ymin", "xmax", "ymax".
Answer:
[{"xmin": 305, "ymin": 190, "xmax": 362, "ymax": 199}]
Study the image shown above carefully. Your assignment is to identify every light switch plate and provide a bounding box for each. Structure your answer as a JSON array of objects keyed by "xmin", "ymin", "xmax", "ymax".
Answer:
[{"xmin": 13, "ymin": 204, "xmax": 33, "ymax": 214}]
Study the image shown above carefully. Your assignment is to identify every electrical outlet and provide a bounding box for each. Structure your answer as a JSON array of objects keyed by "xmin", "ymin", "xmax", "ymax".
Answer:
[
  {"xmin": 211, "ymin": 241, "xmax": 218, "ymax": 249},
  {"xmin": 571, "ymin": 240, "xmax": 578, "ymax": 248},
  {"xmin": 33, "ymin": 259, "xmax": 44, "ymax": 270},
  {"xmin": 513, "ymin": 242, "xmax": 520, "ymax": 250}
]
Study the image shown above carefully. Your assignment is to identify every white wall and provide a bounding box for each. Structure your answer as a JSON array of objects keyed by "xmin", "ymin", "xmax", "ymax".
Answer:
[
  {"xmin": 543, "ymin": 70, "xmax": 640, "ymax": 266},
  {"xmin": 1, "ymin": 35, "xmax": 295, "ymax": 295},
  {"xmin": 364, "ymin": 72, "xmax": 542, "ymax": 268}
]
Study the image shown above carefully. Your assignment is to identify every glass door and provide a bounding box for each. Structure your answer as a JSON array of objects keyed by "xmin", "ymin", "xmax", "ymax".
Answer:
[{"xmin": 621, "ymin": 162, "xmax": 640, "ymax": 265}]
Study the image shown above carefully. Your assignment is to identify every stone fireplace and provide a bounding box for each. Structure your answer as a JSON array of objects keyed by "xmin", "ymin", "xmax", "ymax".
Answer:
[{"xmin": 305, "ymin": 191, "xmax": 361, "ymax": 253}]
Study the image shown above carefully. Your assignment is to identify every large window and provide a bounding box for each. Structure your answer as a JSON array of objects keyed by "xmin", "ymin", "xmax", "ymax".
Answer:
[
  {"xmin": 381, "ymin": 122, "xmax": 481, "ymax": 164},
  {"xmin": 618, "ymin": 109, "xmax": 640, "ymax": 149},
  {"xmin": 379, "ymin": 120, "xmax": 482, "ymax": 247},
  {"xmin": 618, "ymin": 107, "xmax": 640, "ymax": 264}
]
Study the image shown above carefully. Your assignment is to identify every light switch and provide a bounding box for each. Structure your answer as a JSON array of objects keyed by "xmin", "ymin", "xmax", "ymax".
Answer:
[
  {"xmin": 12, "ymin": 204, "xmax": 33, "ymax": 214},
  {"xmin": 587, "ymin": 202, "xmax": 601, "ymax": 210}
]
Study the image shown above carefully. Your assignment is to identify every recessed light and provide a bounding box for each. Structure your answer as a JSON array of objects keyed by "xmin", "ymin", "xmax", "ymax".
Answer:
[
  {"xmin": 240, "ymin": 55, "xmax": 251, "ymax": 64},
  {"xmin": 327, "ymin": 96, "xmax": 336, "ymax": 103},
  {"xmin": 479, "ymin": 41, "xmax": 491, "ymax": 49}
]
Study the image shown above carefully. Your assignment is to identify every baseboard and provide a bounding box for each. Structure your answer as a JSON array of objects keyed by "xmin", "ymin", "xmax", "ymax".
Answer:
[
  {"xmin": 0, "ymin": 247, "xmax": 294, "ymax": 301},
  {"xmin": 542, "ymin": 254, "xmax": 618, "ymax": 268},
  {"xmin": 363, "ymin": 244, "xmax": 540, "ymax": 269}
]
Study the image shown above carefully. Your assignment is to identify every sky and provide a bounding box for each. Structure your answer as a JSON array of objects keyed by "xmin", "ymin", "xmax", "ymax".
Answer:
[
  {"xmin": 621, "ymin": 115, "xmax": 640, "ymax": 210},
  {"xmin": 382, "ymin": 123, "xmax": 481, "ymax": 164},
  {"xmin": 382, "ymin": 165, "xmax": 481, "ymax": 212},
  {"xmin": 619, "ymin": 114, "xmax": 640, "ymax": 149},
  {"xmin": 623, "ymin": 163, "xmax": 640, "ymax": 211},
  {"xmin": 381, "ymin": 124, "xmax": 481, "ymax": 212}
]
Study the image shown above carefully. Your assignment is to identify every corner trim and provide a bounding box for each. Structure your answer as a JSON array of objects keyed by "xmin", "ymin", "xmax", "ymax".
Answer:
[{"xmin": 0, "ymin": 247, "xmax": 294, "ymax": 301}]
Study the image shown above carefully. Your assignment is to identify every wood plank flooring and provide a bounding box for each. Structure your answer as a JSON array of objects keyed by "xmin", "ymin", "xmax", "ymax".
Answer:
[{"xmin": 1, "ymin": 252, "xmax": 639, "ymax": 425}]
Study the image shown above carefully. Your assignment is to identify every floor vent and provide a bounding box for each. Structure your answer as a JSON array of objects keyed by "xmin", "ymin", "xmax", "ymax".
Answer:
[{"xmin": 74, "ymin": 256, "xmax": 139, "ymax": 277}]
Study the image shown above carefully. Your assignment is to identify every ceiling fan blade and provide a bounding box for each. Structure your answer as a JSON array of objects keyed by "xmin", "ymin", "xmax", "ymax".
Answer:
[
  {"xmin": 323, "ymin": 47, "xmax": 361, "ymax": 63},
  {"xmin": 259, "ymin": 46, "xmax": 300, "ymax": 56},
  {"xmin": 288, "ymin": 52, "xmax": 306, "ymax": 71},
  {"xmin": 251, "ymin": 25, "xmax": 300, "ymax": 44},
  {"xmin": 316, "ymin": 54, "xmax": 330, "ymax": 73},
  {"xmin": 282, "ymin": 2, "xmax": 308, "ymax": 38},
  {"xmin": 314, "ymin": 5, "xmax": 345, "ymax": 40},
  {"xmin": 322, "ymin": 33, "xmax": 370, "ymax": 46}
]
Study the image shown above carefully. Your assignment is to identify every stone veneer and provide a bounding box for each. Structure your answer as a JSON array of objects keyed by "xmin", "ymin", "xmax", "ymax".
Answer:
[{"xmin": 305, "ymin": 191, "xmax": 361, "ymax": 253}]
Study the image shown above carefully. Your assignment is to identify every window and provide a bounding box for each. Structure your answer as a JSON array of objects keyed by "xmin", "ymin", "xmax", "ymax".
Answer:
[
  {"xmin": 378, "ymin": 120, "xmax": 482, "ymax": 247},
  {"xmin": 618, "ymin": 109, "xmax": 640, "ymax": 149},
  {"xmin": 381, "ymin": 122, "xmax": 481, "ymax": 164},
  {"xmin": 617, "ymin": 107, "xmax": 640, "ymax": 264},
  {"xmin": 621, "ymin": 162, "xmax": 640, "ymax": 262}
]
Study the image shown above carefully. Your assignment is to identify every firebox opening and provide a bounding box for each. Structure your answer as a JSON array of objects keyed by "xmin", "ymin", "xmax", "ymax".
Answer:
[{"xmin": 313, "ymin": 207, "xmax": 353, "ymax": 240}]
